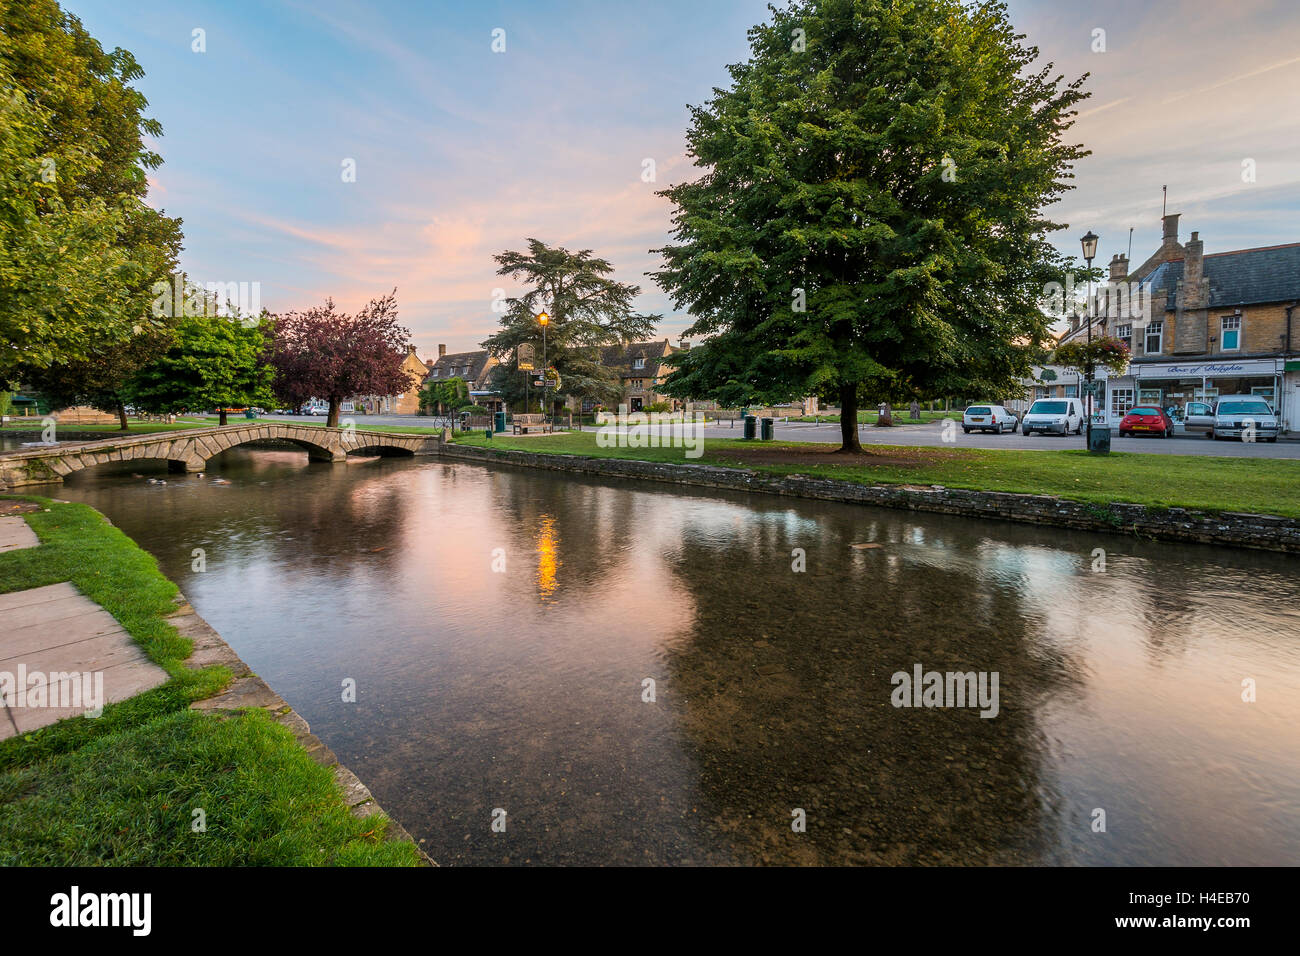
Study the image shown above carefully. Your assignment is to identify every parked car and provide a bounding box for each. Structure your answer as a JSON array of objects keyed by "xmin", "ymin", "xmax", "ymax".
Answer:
[
  {"xmin": 1118, "ymin": 405, "xmax": 1175, "ymax": 438},
  {"xmin": 1022, "ymin": 398, "xmax": 1084, "ymax": 436},
  {"xmin": 302, "ymin": 402, "xmax": 328, "ymax": 415},
  {"xmin": 962, "ymin": 404, "xmax": 1018, "ymax": 434},
  {"xmin": 1209, "ymin": 395, "xmax": 1281, "ymax": 442},
  {"xmin": 1183, "ymin": 400, "xmax": 1216, "ymax": 435}
]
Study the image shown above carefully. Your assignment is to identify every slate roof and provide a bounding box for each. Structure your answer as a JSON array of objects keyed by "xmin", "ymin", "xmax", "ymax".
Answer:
[
  {"xmin": 424, "ymin": 350, "xmax": 495, "ymax": 388},
  {"xmin": 599, "ymin": 340, "xmax": 674, "ymax": 379},
  {"xmin": 1143, "ymin": 243, "xmax": 1300, "ymax": 310}
]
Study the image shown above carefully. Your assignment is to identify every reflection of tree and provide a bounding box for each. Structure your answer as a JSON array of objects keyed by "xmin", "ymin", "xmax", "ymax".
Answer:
[
  {"xmin": 64, "ymin": 447, "xmax": 412, "ymax": 583},
  {"xmin": 660, "ymin": 505, "xmax": 1081, "ymax": 865}
]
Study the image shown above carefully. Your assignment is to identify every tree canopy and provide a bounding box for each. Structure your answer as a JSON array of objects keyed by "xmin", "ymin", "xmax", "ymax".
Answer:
[
  {"xmin": 652, "ymin": 0, "xmax": 1089, "ymax": 450},
  {"xmin": 482, "ymin": 239, "xmax": 659, "ymax": 412},
  {"xmin": 0, "ymin": 0, "xmax": 183, "ymax": 382},
  {"xmin": 124, "ymin": 312, "xmax": 274, "ymax": 426},
  {"xmin": 268, "ymin": 291, "xmax": 418, "ymax": 428}
]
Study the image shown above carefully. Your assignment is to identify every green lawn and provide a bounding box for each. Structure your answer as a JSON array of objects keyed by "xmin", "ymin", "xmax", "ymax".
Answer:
[
  {"xmin": 0, "ymin": 497, "xmax": 420, "ymax": 866},
  {"xmin": 453, "ymin": 431, "xmax": 1300, "ymax": 518}
]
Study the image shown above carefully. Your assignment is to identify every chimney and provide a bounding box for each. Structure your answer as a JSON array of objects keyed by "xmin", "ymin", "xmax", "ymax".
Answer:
[
  {"xmin": 437, "ymin": 343, "xmax": 447, "ymax": 358},
  {"xmin": 407, "ymin": 344, "xmax": 418, "ymax": 356},
  {"xmin": 1184, "ymin": 231, "xmax": 1203, "ymax": 285},
  {"xmin": 1162, "ymin": 212, "xmax": 1180, "ymax": 248},
  {"xmin": 1108, "ymin": 253, "xmax": 1128, "ymax": 282}
]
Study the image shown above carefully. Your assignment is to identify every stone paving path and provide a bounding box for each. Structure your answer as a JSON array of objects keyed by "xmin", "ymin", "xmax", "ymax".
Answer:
[
  {"xmin": 0, "ymin": 515, "xmax": 39, "ymax": 553},
  {"xmin": 0, "ymin": 581, "xmax": 170, "ymax": 740}
]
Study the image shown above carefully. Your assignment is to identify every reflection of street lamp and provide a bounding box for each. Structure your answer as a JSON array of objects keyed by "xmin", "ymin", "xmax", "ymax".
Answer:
[
  {"xmin": 537, "ymin": 311, "xmax": 550, "ymax": 416},
  {"xmin": 1080, "ymin": 230, "xmax": 1099, "ymax": 447}
]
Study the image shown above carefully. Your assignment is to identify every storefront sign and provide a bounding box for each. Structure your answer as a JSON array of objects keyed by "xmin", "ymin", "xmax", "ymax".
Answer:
[{"xmin": 1133, "ymin": 359, "xmax": 1280, "ymax": 378}]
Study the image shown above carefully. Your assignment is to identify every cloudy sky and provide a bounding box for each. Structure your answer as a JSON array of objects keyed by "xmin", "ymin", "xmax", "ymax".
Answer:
[{"xmin": 66, "ymin": 0, "xmax": 1300, "ymax": 356}]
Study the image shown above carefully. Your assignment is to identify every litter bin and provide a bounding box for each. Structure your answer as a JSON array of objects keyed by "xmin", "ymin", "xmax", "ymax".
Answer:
[
  {"xmin": 743, "ymin": 415, "xmax": 757, "ymax": 440},
  {"xmin": 493, "ymin": 411, "xmax": 506, "ymax": 434},
  {"xmin": 244, "ymin": 408, "xmax": 257, "ymax": 420},
  {"xmin": 760, "ymin": 417, "xmax": 774, "ymax": 441},
  {"xmin": 1088, "ymin": 426, "xmax": 1111, "ymax": 454}
]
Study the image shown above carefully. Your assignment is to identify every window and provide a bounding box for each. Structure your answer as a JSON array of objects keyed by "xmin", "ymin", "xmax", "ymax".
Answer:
[
  {"xmin": 1138, "ymin": 388, "xmax": 1162, "ymax": 405},
  {"xmin": 633, "ymin": 357, "xmax": 646, "ymax": 369},
  {"xmin": 1110, "ymin": 388, "xmax": 1135, "ymax": 418},
  {"xmin": 1064, "ymin": 384, "xmax": 1078, "ymax": 398},
  {"xmin": 1116, "ymin": 324, "xmax": 1132, "ymax": 350},
  {"xmin": 1221, "ymin": 315, "xmax": 1241, "ymax": 351},
  {"xmin": 1144, "ymin": 322, "xmax": 1163, "ymax": 355}
]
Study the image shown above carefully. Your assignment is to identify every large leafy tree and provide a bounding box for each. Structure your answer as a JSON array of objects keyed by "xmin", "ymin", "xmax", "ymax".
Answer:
[
  {"xmin": 268, "ymin": 291, "xmax": 418, "ymax": 428},
  {"xmin": 481, "ymin": 239, "xmax": 658, "ymax": 413},
  {"xmin": 124, "ymin": 313, "xmax": 275, "ymax": 426},
  {"xmin": 653, "ymin": 0, "xmax": 1089, "ymax": 451},
  {"xmin": 0, "ymin": 0, "xmax": 183, "ymax": 382}
]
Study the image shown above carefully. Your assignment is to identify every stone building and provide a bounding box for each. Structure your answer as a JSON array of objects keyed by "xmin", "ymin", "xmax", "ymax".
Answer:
[
  {"xmin": 1057, "ymin": 212, "xmax": 1299, "ymax": 429},
  {"xmin": 422, "ymin": 345, "xmax": 503, "ymax": 412},
  {"xmin": 596, "ymin": 339, "xmax": 680, "ymax": 412}
]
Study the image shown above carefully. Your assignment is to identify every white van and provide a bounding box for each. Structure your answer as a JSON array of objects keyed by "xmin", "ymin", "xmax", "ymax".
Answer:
[{"xmin": 1022, "ymin": 397, "xmax": 1085, "ymax": 436}]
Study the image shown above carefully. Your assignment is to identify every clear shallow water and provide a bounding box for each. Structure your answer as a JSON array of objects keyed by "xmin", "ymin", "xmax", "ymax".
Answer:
[{"xmin": 43, "ymin": 445, "xmax": 1300, "ymax": 865}]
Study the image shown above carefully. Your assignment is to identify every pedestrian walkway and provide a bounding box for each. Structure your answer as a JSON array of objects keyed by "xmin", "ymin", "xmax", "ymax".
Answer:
[
  {"xmin": 0, "ymin": 581, "xmax": 169, "ymax": 740},
  {"xmin": 0, "ymin": 515, "xmax": 39, "ymax": 553}
]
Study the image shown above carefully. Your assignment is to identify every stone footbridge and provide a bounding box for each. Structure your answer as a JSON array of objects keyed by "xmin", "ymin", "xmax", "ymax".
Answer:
[{"xmin": 0, "ymin": 422, "xmax": 443, "ymax": 490}]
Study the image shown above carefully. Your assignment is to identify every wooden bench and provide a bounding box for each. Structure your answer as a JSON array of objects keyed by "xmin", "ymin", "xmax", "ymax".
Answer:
[{"xmin": 511, "ymin": 414, "xmax": 553, "ymax": 435}]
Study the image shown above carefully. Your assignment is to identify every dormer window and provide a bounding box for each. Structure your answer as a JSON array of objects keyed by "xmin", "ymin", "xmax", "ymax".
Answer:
[{"xmin": 633, "ymin": 357, "xmax": 646, "ymax": 369}]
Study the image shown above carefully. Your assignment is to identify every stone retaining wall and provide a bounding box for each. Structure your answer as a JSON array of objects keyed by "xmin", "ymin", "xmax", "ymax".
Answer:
[{"xmin": 436, "ymin": 442, "xmax": 1300, "ymax": 555}]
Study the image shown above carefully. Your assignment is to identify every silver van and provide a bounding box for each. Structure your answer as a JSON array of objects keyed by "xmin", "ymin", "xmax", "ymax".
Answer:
[
  {"xmin": 1022, "ymin": 397, "xmax": 1085, "ymax": 436},
  {"xmin": 1210, "ymin": 395, "xmax": 1281, "ymax": 443}
]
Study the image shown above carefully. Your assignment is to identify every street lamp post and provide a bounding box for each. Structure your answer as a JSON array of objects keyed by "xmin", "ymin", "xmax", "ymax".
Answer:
[
  {"xmin": 537, "ymin": 311, "xmax": 550, "ymax": 418},
  {"xmin": 1080, "ymin": 230, "xmax": 1099, "ymax": 449}
]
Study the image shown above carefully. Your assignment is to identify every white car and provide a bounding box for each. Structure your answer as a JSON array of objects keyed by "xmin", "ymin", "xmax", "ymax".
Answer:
[
  {"xmin": 1022, "ymin": 397, "xmax": 1085, "ymax": 436},
  {"xmin": 962, "ymin": 404, "xmax": 1018, "ymax": 434},
  {"xmin": 1210, "ymin": 395, "xmax": 1281, "ymax": 443}
]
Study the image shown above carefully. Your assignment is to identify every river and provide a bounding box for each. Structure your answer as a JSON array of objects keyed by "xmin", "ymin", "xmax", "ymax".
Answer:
[{"xmin": 39, "ymin": 444, "xmax": 1300, "ymax": 865}]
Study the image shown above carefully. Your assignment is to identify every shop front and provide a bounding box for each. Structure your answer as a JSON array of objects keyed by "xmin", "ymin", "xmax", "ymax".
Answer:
[{"xmin": 1120, "ymin": 359, "xmax": 1285, "ymax": 424}]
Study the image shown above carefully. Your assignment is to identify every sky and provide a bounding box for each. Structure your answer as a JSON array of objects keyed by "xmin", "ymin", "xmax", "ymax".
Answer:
[{"xmin": 63, "ymin": 0, "xmax": 1300, "ymax": 357}]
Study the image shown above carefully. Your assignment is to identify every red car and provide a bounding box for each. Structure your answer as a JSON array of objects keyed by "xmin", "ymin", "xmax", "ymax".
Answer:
[{"xmin": 1118, "ymin": 405, "xmax": 1175, "ymax": 438}]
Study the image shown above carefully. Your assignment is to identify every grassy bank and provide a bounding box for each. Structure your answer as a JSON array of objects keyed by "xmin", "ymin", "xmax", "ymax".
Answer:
[
  {"xmin": 452, "ymin": 431, "xmax": 1300, "ymax": 519},
  {"xmin": 0, "ymin": 496, "xmax": 419, "ymax": 866}
]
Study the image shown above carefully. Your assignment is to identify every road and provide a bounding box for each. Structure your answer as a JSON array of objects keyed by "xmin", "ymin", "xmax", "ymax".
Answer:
[{"xmin": 259, "ymin": 412, "xmax": 1300, "ymax": 459}]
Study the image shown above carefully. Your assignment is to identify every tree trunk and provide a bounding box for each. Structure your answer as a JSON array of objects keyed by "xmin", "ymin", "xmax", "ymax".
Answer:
[
  {"xmin": 116, "ymin": 403, "xmax": 129, "ymax": 430},
  {"xmin": 218, "ymin": 408, "xmax": 228, "ymax": 426},
  {"xmin": 837, "ymin": 383, "xmax": 862, "ymax": 453},
  {"xmin": 327, "ymin": 398, "xmax": 341, "ymax": 429}
]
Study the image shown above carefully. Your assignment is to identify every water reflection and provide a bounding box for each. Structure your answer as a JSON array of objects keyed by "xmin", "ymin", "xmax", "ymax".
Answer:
[{"xmin": 46, "ymin": 446, "xmax": 1300, "ymax": 866}]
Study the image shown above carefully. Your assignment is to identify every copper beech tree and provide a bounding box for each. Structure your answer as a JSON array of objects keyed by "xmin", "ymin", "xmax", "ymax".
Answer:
[{"xmin": 269, "ymin": 291, "xmax": 418, "ymax": 428}]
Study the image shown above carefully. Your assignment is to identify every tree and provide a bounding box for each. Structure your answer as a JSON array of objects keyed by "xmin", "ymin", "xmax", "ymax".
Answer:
[
  {"xmin": 0, "ymin": 0, "xmax": 183, "ymax": 381},
  {"xmin": 652, "ymin": 0, "xmax": 1089, "ymax": 451},
  {"xmin": 419, "ymin": 375, "xmax": 469, "ymax": 416},
  {"xmin": 124, "ymin": 313, "xmax": 274, "ymax": 426},
  {"xmin": 481, "ymin": 239, "xmax": 658, "ymax": 413},
  {"xmin": 268, "ymin": 292, "xmax": 418, "ymax": 428}
]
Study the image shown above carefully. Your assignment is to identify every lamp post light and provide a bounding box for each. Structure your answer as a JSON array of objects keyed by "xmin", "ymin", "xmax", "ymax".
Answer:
[{"xmin": 1080, "ymin": 230, "xmax": 1099, "ymax": 449}]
